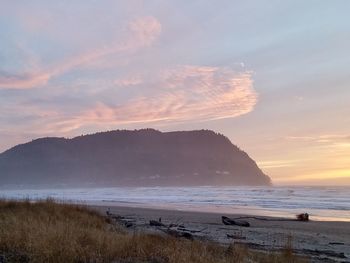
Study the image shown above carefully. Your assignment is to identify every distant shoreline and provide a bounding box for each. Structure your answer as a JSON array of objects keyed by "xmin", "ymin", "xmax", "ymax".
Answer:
[{"xmin": 1, "ymin": 185, "xmax": 349, "ymax": 222}]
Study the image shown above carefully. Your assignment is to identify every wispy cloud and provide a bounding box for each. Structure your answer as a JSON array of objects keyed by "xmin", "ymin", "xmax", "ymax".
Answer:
[
  {"xmin": 0, "ymin": 65, "xmax": 257, "ymax": 142},
  {"xmin": 0, "ymin": 72, "xmax": 51, "ymax": 89},
  {"xmin": 258, "ymin": 159, "xmax": 307, "ymax": 169},
  {"xmin": 274, "ymin": 168, "xmax": 350, "ymax": 184},
  {"xmin": 128, "ymin": 16, "xmax": 162, "ymax": 47},
  {"xmin": 114, "ymin": 76, "xmax": 143, "ymax": 87},
  {"xmin": 46, "ymin": 65, "xmax": 257, "ymax": 132},
  {"xmin": 285, "ymin": 134, "xmax": 350, "ymax": 144},
  {"xmin": 0, "ymin": 16, "xmax": 161, "ymax": 89}
]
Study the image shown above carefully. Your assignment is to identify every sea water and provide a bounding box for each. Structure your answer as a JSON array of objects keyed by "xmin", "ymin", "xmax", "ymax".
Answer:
[{"xmin": 0, "ymin": 186, "xmax": 349, "ymax": 221}]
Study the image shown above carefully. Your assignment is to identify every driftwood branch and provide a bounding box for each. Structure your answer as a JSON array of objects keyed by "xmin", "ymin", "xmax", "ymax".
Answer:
[
  {"xmin": 106, "ymin": 210, "xmax": 134, "ymax": 228},
  {"xmin": 227, "ymin": 234, "xmax": 246, "ymax": 240},
  {"xmin": 222, "ymin": 216, "xmax": 250, "ymax": 227},
  {"xmin": 161, "ymin": 228, "xmax": 194, "ymax": 240},
  {"xmin": 227, "ymin": 213, "xmax": 309, "ymax": 222},
  {"xmin": 147, "ymin": 218, "xmax": 208, "ymax": 240},
  {"xmin": 149, "ymin": 220, "xmax": 165, "ymax": 227}
]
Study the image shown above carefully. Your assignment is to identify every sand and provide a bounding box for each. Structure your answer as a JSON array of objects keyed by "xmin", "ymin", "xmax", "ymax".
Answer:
[{"xmin": 88, "ymin": 203, "xmax": 350, "ymax": 262}]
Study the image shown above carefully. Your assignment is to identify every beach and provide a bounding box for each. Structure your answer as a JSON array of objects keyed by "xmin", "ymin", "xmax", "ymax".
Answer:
[
  {"xmin": 91, "ymin": 204, "xmax": 350, "ymax": 263},
  {"xmin": 1, "ymin": 186, "xmax": 349, "ymax": 261}
]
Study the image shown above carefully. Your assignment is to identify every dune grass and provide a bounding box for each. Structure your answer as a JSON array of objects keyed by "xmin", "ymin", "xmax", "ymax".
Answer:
[{"xmin": 0, "ymin": 199, "xmax": 308, "ymax": 263}]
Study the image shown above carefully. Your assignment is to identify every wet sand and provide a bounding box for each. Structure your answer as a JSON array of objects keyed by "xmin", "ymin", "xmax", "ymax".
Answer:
[{"xmin": 89, "ymin": 204, "xmax": 350, "ymax": 263}]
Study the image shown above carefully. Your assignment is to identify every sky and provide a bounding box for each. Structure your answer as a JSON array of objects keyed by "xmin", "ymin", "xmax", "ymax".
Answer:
[{"xmin": 1, "ymin": 0, "xmax": 349, "ymax": 185}]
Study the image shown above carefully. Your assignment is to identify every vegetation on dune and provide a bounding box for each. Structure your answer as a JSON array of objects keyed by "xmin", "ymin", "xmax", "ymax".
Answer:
[
  {"xmin": 0, "ymin": 129, "xmax": 271, "ymax": 186},
  {"xmin": 0, "ymin": 199, "xmax": 307, "ymax": 263}
]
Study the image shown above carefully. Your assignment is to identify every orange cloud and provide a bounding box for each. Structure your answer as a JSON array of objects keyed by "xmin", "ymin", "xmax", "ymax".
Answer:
[
  {"xmin": 274, "ymin": 168, "xmax": 350, "ymax": 185},
  {"xmin": 0, "ymin": 16, "xmax": 161, "ymax": 89},
  {"xmin": 260, "ymin": 133, "xmax": 350, "ymax": 185},
  {"xmin": 285, "ymin": 134, "xmax": 350, "ymax": 143},
  {"xmin": 258, "ymin": 159, "xmax": 308, "ymax": 169}
]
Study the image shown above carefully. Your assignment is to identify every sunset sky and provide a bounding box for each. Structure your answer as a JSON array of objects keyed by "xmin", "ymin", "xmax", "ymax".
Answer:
[{"xmin": 1, "ymin": 0, "xmax": 349, "ymax": 185}]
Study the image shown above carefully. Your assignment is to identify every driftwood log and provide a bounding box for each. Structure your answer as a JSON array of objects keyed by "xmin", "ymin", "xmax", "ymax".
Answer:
[
  {"xmin": 148, "ymin": 218, "xmax": 196, "ymax": 240},
  {"xmin": 224, "ymin": 213, "xmax": 310, "ymax": 223},
  {"xmin": 149, "ymin": 220, "xmax": 165, "ymax": 227},
  {"xmin": 167, "ymin": 229, "xmax": 193, "ymax": 240},
  {"xmin": 106, "ymin": 210, "xmax": 134, "ymax": 228},
  {"xmin": 222, "ymin": 216, "xmax": 250, "ymax": 227},
  {"xmin": 296, "ymin": 213, "xmax": 309, "ymax": 221},
  {"xmin": 227, "ymin": 234, "xmax": 246, "ymax": 240},
  {"xmin": 162, "ymin": 228, "xmax": 193, "ymax": 240}
]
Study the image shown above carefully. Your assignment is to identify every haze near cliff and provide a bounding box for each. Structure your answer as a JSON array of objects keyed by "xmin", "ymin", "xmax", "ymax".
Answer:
[{"xmin": 0, "ymin": 129, "xmax": 271, "ymax": 187}]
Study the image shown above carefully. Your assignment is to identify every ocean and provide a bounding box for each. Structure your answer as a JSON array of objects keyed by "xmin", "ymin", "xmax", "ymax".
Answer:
[{"xmin": 1, "ymin": 186, "xmax": 349, "ymax": 221}]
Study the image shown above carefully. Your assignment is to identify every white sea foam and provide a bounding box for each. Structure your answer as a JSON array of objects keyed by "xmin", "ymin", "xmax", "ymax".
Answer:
[{"xmin": 1, "ymin": 186, "xmax": 349, "ymax": 221}]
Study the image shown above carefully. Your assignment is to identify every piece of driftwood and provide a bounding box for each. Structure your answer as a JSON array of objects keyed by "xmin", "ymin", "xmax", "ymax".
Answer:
[
  {"xmin": 300, "ymin": 249, "xmax": 346, "ymax": 259},
  {"xmin": 106, "ymin": 209, "xmax": 124, "ymax": 220},
  {"xmin": 164, "ymin": 229, "xmax": 193, "ymax": 240},
  {"xmin": 106, "ymin": 210, "xmax": 134, "ymax": 228},
  {"xmin": 227, "ymin": 234, "xmax": 246, "ymax": 240},
  {"xmin": 177, "ymin": 226, "xmax": 207, "ymax": 233},
  {"xmin": 296, "ymin": 213, "xmax": 309, "ymax": 221},
  {"xmin": 106, "ymin": 209, "xmax": 112, "ymax": 217},
  {"xmin": 169, "ymin": 223, "xmax": 185, "ymax": 228},
  {"xmin": 148, "ymin": 218, "xmax": 195, "ymax": 240},
  {"xmin": 150, "ymin": 220, "xmax": 165, "ymax": 227},
  {"xmin": 227, "ymin": 212, "xmax": 310, "ymax": 222},
  {"xmin": 124, "ymin": 221, "xmax": 133, "ymax": 228},
  {"xmin": 117, "ymin": 219, "xmax": 134, "ymax": 228},
  {"xmin": 222, "ymin": 216, "xmax": 250, "ymax": 227},
  {"xmin": 329, "ymin": 242, "xmax": 345, "ymax": 245},
  {"xmin": 112, "ymin": 215, "xmax": 125, "ymax": 220}
]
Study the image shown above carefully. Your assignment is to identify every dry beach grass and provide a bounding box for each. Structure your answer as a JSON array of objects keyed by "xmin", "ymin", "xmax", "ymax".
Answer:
[{"xmin": 0, "ymin": 199, "xmax": 308, "ymax": 263}]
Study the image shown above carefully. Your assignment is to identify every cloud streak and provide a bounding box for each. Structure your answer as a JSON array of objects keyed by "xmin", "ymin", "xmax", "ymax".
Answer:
[
  {"xmin": 0, "ymin": 16, "xmax": 161, "ymax": 89},
  {"xmin": 285, "ymin": 134, "xmax": 350, "ymax": 144},
  {"xmin": 52, "ymin": 65, "xmax": 257, "ymax": 132},
  {"xmin": 0, "ymin": 65, "xmax": 257, "ymax": 142},
  {"xmin": 0, "ymin": 72, "xmax": 51, "ymax": 89}
]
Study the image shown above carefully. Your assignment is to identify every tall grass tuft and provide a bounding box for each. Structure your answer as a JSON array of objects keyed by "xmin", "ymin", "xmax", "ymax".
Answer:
[{"xmin": 0, "ymin": 199, "xmax": 308, "ymax": 263}]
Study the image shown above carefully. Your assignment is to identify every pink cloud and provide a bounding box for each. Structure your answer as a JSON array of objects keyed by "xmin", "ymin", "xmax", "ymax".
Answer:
[
  {"xmin": 114, "ymin": 76, "xmax": 143, "ymax": 87},
  {"xmin": 48, "ymin": 65, "xmax": 257, "ymax": 132},
  {"xmin": 0, "ymin": 16, "xmax": 161, "ymax": 90},
  {"xmin": 128, "ymin": 16, "xmax": 162, "ymax": 47},
  {"xmin": 0, "ymin": 65, "xmax": 257, "ymax": 143},
  {"xmin": 0, "ymin": 73, "xmax": 51, "ymax": 89}
]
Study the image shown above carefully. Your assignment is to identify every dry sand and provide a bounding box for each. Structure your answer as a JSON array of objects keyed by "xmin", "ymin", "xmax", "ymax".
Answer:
[{"xmin": 89, "ymin": 204, "xmax": 350, "ymax": 263}]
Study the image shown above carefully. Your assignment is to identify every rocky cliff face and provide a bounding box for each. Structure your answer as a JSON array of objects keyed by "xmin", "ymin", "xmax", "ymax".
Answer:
[{"xmin": 0, "ymin": 129, "xmax": 271, "ymax": 186}]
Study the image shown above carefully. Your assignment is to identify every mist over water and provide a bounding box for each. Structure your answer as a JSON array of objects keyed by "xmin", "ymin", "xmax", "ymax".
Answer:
[{"xmin": 1, "ymin": 186, "xmax": 349, "ymax": 221}]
